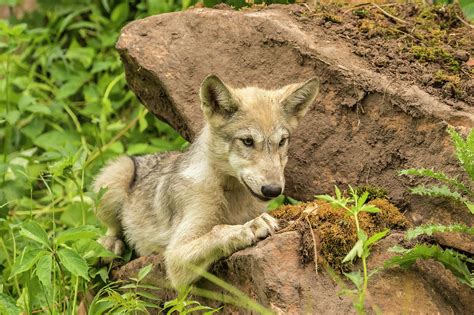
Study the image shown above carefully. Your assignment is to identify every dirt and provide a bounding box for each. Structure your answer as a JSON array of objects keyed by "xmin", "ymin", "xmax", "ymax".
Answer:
[
  {"xmin": 302, "ymin": 2, "xmax": 474, "ymax": 107},
  {"xmin": 272, "ymin": 197, "xmax": 410, "ymax": 271}
]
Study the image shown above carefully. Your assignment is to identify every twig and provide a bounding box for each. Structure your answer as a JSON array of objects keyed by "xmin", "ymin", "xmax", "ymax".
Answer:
[
  {"xmin": 455, "ymin": 12, "xmax": 474, "ymax": 29},
  {"xmin": 276, "ymin": 216, "xmax": 303, "ymax": 234},
  {"xmin": 305, "ymin": 216, "xmax": 319, "ymax": 275},
  {"xmin": 372, "ymin": 3, "xmax": 406, "ymax": 24},
  {"xmin": 302, "ymin": 3, "xmax": 312, "ymax": 13},
  {"xmin": 343, "ymin": 2, "xmax": 397, "ymax": 15}
]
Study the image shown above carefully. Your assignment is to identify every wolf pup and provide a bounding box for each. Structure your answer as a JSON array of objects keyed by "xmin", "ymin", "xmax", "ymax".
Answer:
[{"xmin": 93, "ymin": 74, "xmax": 319, "ymax": 288}]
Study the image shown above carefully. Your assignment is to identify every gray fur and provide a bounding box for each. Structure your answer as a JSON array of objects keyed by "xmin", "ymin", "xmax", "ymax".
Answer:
[{"xmin": 93, "ymin": 75, "xmax": 319, "ymax": 288}]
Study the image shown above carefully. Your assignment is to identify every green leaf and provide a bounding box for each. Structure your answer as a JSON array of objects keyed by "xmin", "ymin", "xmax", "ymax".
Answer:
[
  {"xmin": 110, "ymin": 2, "xmax": 130, "ymax": 25},
  {"xmin": 385, "ymin": 244, "xmax": 473, "ymax": 288},
  {"xmin": 343, "ymin": 239, "xmax": 363, "ymax": 263},
  {"xmin": 365, "ymin": 229, "xmax": 389, "ymax": 247},
  {"xmin": 20, "ymin": 221, "xmax": 50, "ymax": 248},
  {"xmin": 447, "ymin": 127, "xmax": 474, "ymax": 181},
  {"xmin": 57, "ymin": 248, "xmax": 90, "ymax": 280},
  {"xmin": 137, "ymin": 264, "xmax": 153, "ymax": 282},
  {"xmin": 399, "ymin": 168, "xmax": 470, "ymax": 195},
  {"xmin": 357, "ymin": 191, "xmax": 369, "ymax": 208},
  {"xmin": 405, "ymin": 224, "xmax": 474, "ymax": 239},
  {"xmin": 35, "ymin": 254, "xmax": 52, "ymax": 287},
  {"xmin": 21, "ymin": 119, "xmax": 45, "ymax": 140},
  {"xmin": 10, "ymin": 248, "xmax": 48, "ymax": 278},
  {"xmin": 56, "ymin": 73, "xmax": 91, "ymax": 99},
  {"xmin": 359, "ymin": 204, "xmax": 380, "ymax": 213},
  {"xmin": 126, "ymin": 143, "xmax": 151, "ymax": 155},
  {"xmin": 18, "ymin": 94, "xmax": 35, "ymax": 112},
  {"xmin": 343, "ymin": 271, "xmax": 363, "ymax": 290},
  {"xmin": 0, "ymin": 292, "xmax": 20, "ymax": 315},
  {"xmin": 55, "ymin": 225, "xmax": 101, "ymax": 245},
  {"xmin": 409, "ymin": 185, "xmax": 464, "ymax": 202},
  {"xmin": 73, "ymin": 239, "xmax": 115, "ymax": 260},
  {"xmin": 464, "ymin": 201, "xmax": 474, "ymax": 214},
  {"xmin": 5, "ymin": 110, "xmax": 20, "ymax": 125},
  {"xmin": 66, "ymin": 45, "xmax": 96, "ymax": 68},
  {"xmin": 25, "ymin": 104, "xmax": 51, "ymax": 115}
]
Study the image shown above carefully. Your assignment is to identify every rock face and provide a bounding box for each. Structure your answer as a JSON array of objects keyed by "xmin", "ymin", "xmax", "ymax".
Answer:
[
  {"xmin": 116, "ymin": 4, "xmax": 473, "ymax": 227},
  {"xmin": 114, "ymin": 232, "xmax": 474, "ymax": 314},
  {"xmin": 114, "ymin": 4, "xmax": 474, "ymax": 314}
]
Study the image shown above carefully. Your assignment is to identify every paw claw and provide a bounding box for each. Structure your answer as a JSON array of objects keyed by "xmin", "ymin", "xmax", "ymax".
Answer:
[{"xmin": 245, "ymin": 213, "xmax": 279, "ymax": 240}]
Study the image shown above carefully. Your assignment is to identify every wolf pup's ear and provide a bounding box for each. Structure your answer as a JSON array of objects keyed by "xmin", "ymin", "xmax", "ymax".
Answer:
[
  {"xmin": 282, "ymin": 77, "xmax": 320, "ymax": 128},
  {"xmin": 200, "ymin": 75, "xmax": 238, "ymax": 125}
]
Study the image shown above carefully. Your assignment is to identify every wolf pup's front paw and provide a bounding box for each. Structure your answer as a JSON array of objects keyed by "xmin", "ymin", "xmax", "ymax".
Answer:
[
  {"xmin": 245, "ymin": 213, "xmax": 279, "ymax": 240},
  {"xmin": 98, "ymin": 235, "xmax": 125, "ymax": 264}
]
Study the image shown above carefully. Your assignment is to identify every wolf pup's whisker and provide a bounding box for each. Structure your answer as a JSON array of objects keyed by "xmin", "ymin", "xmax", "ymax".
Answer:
[{"xmin": 93, "ymin": 74, "xmax": 320, "ymax": 288}]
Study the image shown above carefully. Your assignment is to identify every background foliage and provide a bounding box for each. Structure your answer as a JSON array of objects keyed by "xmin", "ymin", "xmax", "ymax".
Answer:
[{"xmin": 0, "ymin": 0, "xmax": 192, "ymax": 313}]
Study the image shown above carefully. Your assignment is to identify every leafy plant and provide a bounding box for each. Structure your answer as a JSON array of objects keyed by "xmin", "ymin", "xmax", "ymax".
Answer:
[
  {"xmin": 389, "ymin": 127, "xmax": 474, "ymax": 289},
  {"xmin": 89, "ymin": 264, "xmax": 162, "ymax": 314},
  {"xmin": 385, "ymin": 244, "xmax": 473, "ymax": 288},
  {"xmin": 1, "ymin": 219, "xmax": 113, "ymax": 313},
  {"xmin": 163, "ymin": 287, "xmax": 220, "ymax": 315},
  {"xmin": 267, "ymin": 194, "xmax": 299, "ymax": 211},
  {"xmin": 400, "ymin": 127, "xmax": 474, "ymax": 214},
  {"xmin": 316, "ymin": 186, "xmax": 388, "ymax": 315}
]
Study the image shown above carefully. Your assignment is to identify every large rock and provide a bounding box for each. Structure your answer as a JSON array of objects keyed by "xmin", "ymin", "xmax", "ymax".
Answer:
[
  {"xmin": 112, "ymin": 6, "xmax": 474, "ymax": 313},
  {"xmin": 116, "ymin": 4, "xmax": 473, "ymax": 227},
  {"xmin": 113, "ymin": 232, "xmax": 474, "ymax": 314}
]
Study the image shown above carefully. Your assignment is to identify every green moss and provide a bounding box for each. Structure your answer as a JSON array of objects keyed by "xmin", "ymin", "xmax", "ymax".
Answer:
[
  {"xmin": 433, "ymin": 70, "xmax": 461, "ymax": 86},
  {"xmin": 352, "ymin": 9, "xmax": 369, "ymax": 18},
  {"xmin": 272, "ymin": 198, "xmax": 410, "ymax": 272},
  {"xmin": 411, "ymin": 45, "xmax": 460, "ymax": 72},
  {"xmin": 323, "ymin": 14, "xmax": 343, "ymax": 24},
  {"xmin": 353, "ymin": 185, "xmax": 388, "ymax": 201}
]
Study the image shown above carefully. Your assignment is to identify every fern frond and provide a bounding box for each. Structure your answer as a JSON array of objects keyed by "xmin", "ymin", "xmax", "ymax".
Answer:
[
  {"xmin": 409, "ymin": 185, "xmax": 464, "ymax": 202},
  {"xmin": 405, "ymin": 224, "xmax": 474, "ymax": 239},
  {"xmin": 400, "ymin": 168, "xmax": 471, "ymax": 196},
  {"xmin": 385, "ymin": 244, "xmax": 473, "ymax": 288},
  {"xmin": 447, "ymin": 127, "xmax": 474, "ymax": 182}
]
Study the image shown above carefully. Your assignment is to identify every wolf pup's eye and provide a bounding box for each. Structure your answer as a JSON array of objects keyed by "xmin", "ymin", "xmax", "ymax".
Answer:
[
  {"xmin": 241, "ymin": 138, "xmax": 254, "ymax": 147},
  {"xmin": 279, "ymin": 138, "xmax": 287, "ymax": 147}
]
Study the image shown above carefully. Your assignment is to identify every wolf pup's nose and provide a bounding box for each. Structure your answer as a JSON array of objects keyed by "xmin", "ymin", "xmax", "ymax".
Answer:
[{"xmin": 261, "ymin": 185, "xmax": 282, "ymax": 198}]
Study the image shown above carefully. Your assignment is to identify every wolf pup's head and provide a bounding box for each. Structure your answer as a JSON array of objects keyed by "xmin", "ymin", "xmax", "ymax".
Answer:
[{"xmin": 200, "ymin": 75, "xmax": 319, "ymax": 201}]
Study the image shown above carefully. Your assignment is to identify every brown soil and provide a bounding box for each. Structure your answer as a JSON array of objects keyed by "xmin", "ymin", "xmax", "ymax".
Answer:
[
  {"xmin": 271, "ymin": 197, "xmax": 410, "ymax": 272},
  {"xmin": 304, "ymin": 2, "xmax": 474, "ymax": 106}
]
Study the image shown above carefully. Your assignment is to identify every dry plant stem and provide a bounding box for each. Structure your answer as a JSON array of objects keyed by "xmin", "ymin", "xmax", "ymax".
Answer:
[
  {"xmin": 305, "ymin": 216, "xmax": 319, "ymax": 275},
  {"xmin": 371, "ymin": 3, "xmax": 406, "ymax": 24},
  {"xmin": 455, "ymin": 12, "xmax": 474, "ymax": 29},
  {"xmin": 342, "ymin": 2, "xmax": 397, "ymax": 15},
  {"xmin": 276, "ymin": 216, "xmax": 304, "ymax": 234}
]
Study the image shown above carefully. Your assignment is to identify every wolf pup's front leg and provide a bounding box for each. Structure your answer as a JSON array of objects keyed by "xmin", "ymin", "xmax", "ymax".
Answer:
[{"xmin": 165, "ymin": 212, "xmax": 278, "ymax": 287}]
